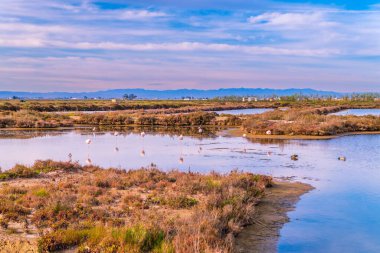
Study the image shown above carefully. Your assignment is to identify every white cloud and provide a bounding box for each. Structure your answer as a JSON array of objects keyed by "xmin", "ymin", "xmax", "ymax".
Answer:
[
  {"xmin": 0, "ymin": 39, "xmax": 338, "ymax": 57},
  {"xmin": 248, "ymin": 12, "xmax": 333, "ymax": 28},
  {"xmin": 0, "ymin": 23, "xmax": 71, "ymax": 33},
  {"xmin": 120, "ymin": 10, "xmax": 167, "ymax": 20},
  {"xmin": 0, "ymin": 38, "xmax": 44, "ymax": 47}
]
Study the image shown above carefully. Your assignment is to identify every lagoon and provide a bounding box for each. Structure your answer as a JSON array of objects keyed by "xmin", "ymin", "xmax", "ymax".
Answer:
[
  {"xmin": 332, "ymin": 109, "xmax": 380, "ymax": 116},
  {"xmin": 214, "ymin": 108, "xmax": 273, "ymax": 115},
  {"xmin": 0, "ymin": 129, "xmax": 379, "ymax": 252}
]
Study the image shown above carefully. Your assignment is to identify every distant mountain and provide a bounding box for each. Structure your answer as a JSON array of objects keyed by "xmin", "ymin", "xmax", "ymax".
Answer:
[{"xmin": 0, "ymin": 88, "xmax": 343, "ymax": 99}]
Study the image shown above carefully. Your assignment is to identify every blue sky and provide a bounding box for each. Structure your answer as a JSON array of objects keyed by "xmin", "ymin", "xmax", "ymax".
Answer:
[{"xmin": 0, "ymin": 0, "xmax": 379, "ymax": 92}]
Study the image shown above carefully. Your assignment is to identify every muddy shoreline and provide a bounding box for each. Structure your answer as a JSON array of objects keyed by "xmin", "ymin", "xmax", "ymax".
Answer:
[
  {"xmin": 228, "ymin": 128, "xmax": 380, "ymax": 140},
  {"xmin": 235, "ymin": 181, "xmax": 314, "ymax": 253}
]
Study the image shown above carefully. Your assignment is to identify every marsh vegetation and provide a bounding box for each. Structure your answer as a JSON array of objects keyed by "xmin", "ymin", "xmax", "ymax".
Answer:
[
  {"xmin": 0, "ymin": 160, "xmax": 272, "ymax": 252},
  {"xmin": 242, "ymin": 107, "xmax": 380, "ymax": 136}
]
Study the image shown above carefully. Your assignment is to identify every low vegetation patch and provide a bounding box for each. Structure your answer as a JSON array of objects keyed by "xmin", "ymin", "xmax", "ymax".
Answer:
[
  {"xmin": 242, "ymin": 107, "xmax": 380, "ymax": 136},
  {"xmin": 0, "ymin": 110, "xmax": 73, "ymax": 128},
  {"xmin": 0, "ymin": 160, "xmax": 272, "ymax": 252}
]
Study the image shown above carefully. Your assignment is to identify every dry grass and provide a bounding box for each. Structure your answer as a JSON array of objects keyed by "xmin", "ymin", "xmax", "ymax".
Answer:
[
  {"xmin": 0, "ymin": 160, "xmax": 272, "ymax": 252},
  {"xmin": 76, "ymin": 111, "xmax": 242, "ymax": 127},
  {"xmin": 243, "ymin": 107, "xmax": 380, "ymax": 136},
  {"xmin": 0, "ymin": 100, "xmax": 271, "ymax": 113},
  {"xmin": 0, "ymin": 110, "xmax": 73, "ymax": 128}
]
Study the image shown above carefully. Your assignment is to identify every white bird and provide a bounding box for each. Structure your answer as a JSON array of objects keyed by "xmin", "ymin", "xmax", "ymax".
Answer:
[
  {"xmin": 92, "ymin": 127, "xmax": 96, "ymax": 131},
  {"xmin": 179, "ymin": 135, "xmax": 183, "ymax": 140},
  {"xmin": 141, "ymin": 132, "xmax": 146, "ymax": 137},
  {"xmin": 198, "ymin": 127, "xmax": 203, "ymax": 134},
  {"xmin": 86, "ymin": 158, "xmax": 92, "ymax": 165},
  {"xmin": 243, "ymin": 134, "xmax": 247, "ymax": 138},
  {"xmin": 338, "ymin": 156, "xmax": 346, "ymax": 161},
  {"xmin": 266, "ymin": 130, "xmax": 272, "ymax": 135},
  {"xmin": 140, "ymin": 149, "xmax": 146, "ymax": 157},
  {"xmin": 85, "ymin": 139, "xmax": 92, "ymax": 144},
  {"xmin": 179, "ymin": 157, "xmax": 184, "ymax": 164},
  {"xmin": 114, "ymin": 131, "xmax": 119, "ymax": 136}
]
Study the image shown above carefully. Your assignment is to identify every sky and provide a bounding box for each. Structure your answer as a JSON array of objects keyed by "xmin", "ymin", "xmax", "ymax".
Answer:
[{"xmin": 0, "ymin": 0, "xmax": 379, "ymax": 92}]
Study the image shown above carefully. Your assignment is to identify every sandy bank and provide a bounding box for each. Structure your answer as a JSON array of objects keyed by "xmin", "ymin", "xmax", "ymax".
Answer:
[{"xmin": 235, "ymin": 181, "xmax": 313, "ymax": 253}]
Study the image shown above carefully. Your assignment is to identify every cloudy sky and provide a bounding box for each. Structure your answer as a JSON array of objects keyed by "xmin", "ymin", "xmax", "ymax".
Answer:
[{"xmin": 0, "ymin": 0, "xmax": 379, "ymax": 92}]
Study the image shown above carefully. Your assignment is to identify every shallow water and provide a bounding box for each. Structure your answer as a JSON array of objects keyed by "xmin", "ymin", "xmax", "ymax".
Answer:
[
  {"xmin": 332, "ymin": 109, "xmax": 380, "ymax": 116},
  {"xmin": 214, "ymin": 108, "xmax": 273, "ymax": 115},
  {"xmin": 0, "ymin": 129, "xmax": 379, "ymax": 252}
]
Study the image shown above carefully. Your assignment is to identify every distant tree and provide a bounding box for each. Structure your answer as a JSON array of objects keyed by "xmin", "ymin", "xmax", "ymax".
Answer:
[{"xmin": 123, "ymin": 94, "xmax": 137, "ymax": 100}]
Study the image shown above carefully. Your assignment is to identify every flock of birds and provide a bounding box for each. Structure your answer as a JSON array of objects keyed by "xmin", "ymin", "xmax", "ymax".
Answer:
[
  {"xmin": 83, "ymin": 127, "xmax": 205, "ymax": 165},
  {"xmin": 81, "ymin": 127, "xmax": 346, "ymax": 165}
]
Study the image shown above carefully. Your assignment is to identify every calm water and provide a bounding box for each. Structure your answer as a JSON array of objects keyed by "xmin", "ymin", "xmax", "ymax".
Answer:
[
  {"xmin": 0, "ymin": 129, "xmax": 379, "ymax": 253},
  {"xmin": 215, "ymin": 108, "xmax": 273, "ymax": 115},
  {"xmin": 332, "ymin": 109, "xmax": 380, "ymax": 116}
]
